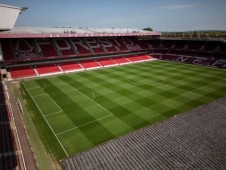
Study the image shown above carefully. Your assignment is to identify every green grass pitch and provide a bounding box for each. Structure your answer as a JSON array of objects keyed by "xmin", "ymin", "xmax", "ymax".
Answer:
[{"xmin": 21, "ymin": 60, "xmax": 226, "ymax": 161}]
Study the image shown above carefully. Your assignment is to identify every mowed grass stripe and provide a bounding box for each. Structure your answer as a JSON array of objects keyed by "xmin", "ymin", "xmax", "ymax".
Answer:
[
  {"xmin": 93, "ymin": 65, "xmax": 215, "ymax": 105},
  {"xmin": 33, "ymin": 94, "xmax": 63, "ymax": 115},
  {"xmin": 22, "ymin": 81, "xmax": 69, "ymax": 157},
  {"xmin": 58, "ymin": 74, "xmax": 155, "ymax": 129},
  {"xmin": 35, "ymin": 79, "xmax": 111, "ymax": 127},
  {"xmin": 57, "ymin": 75, "xmax": 153, "ymax": 129},
  {"xmin": 33, "ymin": 79, "xmax": 116, "ymax": 155},
  {"xmin": 22, "ymin": 60, "xmax": 226, "ymax": 159}
]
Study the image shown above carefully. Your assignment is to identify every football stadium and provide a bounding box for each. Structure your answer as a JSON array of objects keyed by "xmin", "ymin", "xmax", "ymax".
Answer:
[{"xmin": 0, "ymin": 2, "xmax": 226, "ymax": 170}]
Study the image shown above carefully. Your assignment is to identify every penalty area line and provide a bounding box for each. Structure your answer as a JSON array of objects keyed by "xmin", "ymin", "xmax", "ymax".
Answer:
[
  {"xmin": 56, "ymin": 114, "xmax": 113, "ymax": 136},
  {"xmin": 22, "ymin": 82, "xmax": 69, "ymax": 157}
]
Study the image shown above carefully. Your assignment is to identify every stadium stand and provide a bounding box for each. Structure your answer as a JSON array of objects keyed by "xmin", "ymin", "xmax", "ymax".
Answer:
[
  {"xmin": 79, "ymin": 59, "xmax": 102, "ymax": 69},
  {"xmin": 125, "ymin": 55, "xmax": 144, "ymax": 62},
  {"xmin": 96, "ymin": 58, "xmax": 118, "ymax": 67},
  {"xmin": 112, "ymin": 56, "xmax": 131, "ymax": 65},
  {"xmin": 98, "ymin": 38, "xmax": 119, "ymax": 53},
  {"xmin": 59, "ymin": 62, "xmax": 84, "ymax": 72},
  {"xmin": 0, "ymin": 81, "xmax": 18, "ymax": 170},
  {"xmin": 9, "ymin": 66, "xmax": 37, "ymax": 79},
  {"xmin": 1, "ymin": 39, "xmax": 15, "ymax": 62},
  {"xmin": 187, "ymin": 41, "xmax": 204, "ymax": 51},
  {"xmin": 0, "ymin": 32, "xmax": 226, "ymax": 81},
  {"xmin": 36, "ymin": 64, "xmax": 62, "ymax": 75},
  {"xmin": 35, "ymin": 39, "xmax": 59, "ymax": 58},
  {"xmin": 53, "ymin": 39, "xmax": 75, "ymax": 56},
  {"xmin": 139, "ymin": 54, "xmax": 155, "ymax": 60}
]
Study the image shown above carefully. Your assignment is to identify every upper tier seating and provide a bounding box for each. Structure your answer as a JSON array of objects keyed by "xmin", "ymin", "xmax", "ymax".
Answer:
[
  {"xmin": 174, "ymin": 41, "xmax": 188, "ymax": 50},
  {"xmin": 36, "ymin": 39, "xmax": 59, "ymax": 58},
  {"xmin": 1, "ymin": 37, "xmax": 144, "ymax": 63},
  {"xmin": 161, "ymin": 41, "xmax": 175, "ymax": 49},
  {"xmin": 2, "ymin": 38, "xmax": 226, "ymax": 64},
  {"xmin": 53, "ymin": 39, "xmax": 75, "ymax": 56},
  {"xmin": 10, "ymin": 66, "xmax": 36, "ymax": 79},
  {"xmin": 203, "ymin": 41, "xmax": 219, "ymax": 52},
  {"xmin": 187, "ymin": 41, "xmax": 204, "ymax": 51},
  {"xmin": 1, "ymin": 39, "xmax": 15, "ymax": 61}
]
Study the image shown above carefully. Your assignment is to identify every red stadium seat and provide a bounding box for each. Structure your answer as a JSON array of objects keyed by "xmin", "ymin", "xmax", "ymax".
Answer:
[
  {"xmin": 60, "ymin": 62, "xmax": 84, "ymax": 72},
  {"xmin": 126, "ymin": 55, "xmax": 144, "ymax": 62},
  {"xmin": 36, "ymin": 64, "xmax": 62, "ymax": 75},
  {"xmin": 112, "ymin": 56, "xmax": 131, "ymax": 64},
  {"xmin": 96, "ymin": 58, "xmax": 118, "ymax": 67},
  {"xmin": 10, "ymin": 66, "xmax": 37, "ymax": 79},
  {"xmin": 79, "ymin": 60, "xmax": 101, "ymax": 69}
]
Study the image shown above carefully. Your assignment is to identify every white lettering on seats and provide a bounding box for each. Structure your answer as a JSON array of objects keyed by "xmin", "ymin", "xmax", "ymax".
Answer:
[
  {"xmin": 212, "ymin": 60, "xmax": 226, "ymax": 68},
  {"xmin": 15, "ymin": 39, "xmax": 37, "ymax": 58},
  {"xmin": 97, "ymin": 38, "xmax": 113, "ymax": 48},
  {"xmin": 122, "ymin": 37, "xmax": 141, "ymax": 50},
  {"xmin": 53, "ymin": 39, "xmax": 71, "ymax": 51},
  {"xmin": 85, "ymin": 38, "xmax": 101, "ymax": 49},
  {"xmin": 175, "ymin": 56, "xmax": 189, "ymax": 62},
  {"xmin": 35, "ymin": 39, "xmax": 52, "ymax": 53},
  {"xmin": 69, "ymin": 38, "xmax": 91, "ymax": 54}
]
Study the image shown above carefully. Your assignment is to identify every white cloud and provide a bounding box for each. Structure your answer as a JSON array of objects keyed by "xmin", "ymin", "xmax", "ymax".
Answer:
[{"xmin": 156, "ymin": 4, "xmax": 195, "ymax": 10}]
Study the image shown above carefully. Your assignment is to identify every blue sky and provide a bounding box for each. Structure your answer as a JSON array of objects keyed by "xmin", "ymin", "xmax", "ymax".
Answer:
[{"xmin": 1, "ymin": 0, "xmax": 226, "ymax": 31}]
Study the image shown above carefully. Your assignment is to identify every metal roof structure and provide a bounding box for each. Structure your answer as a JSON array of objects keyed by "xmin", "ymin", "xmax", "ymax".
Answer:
[{"xmin": 0, "ymin": 27, "xmax": 161, "ymax": 38}]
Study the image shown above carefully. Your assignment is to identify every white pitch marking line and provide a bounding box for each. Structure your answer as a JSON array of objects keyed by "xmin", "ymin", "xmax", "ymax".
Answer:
[
  {"xmin": 32, "ymin": 93, "xmax": 63, "ymax": 113},
  {"xmin": 22, "ymin": 82, "xmax": 69, "ymax": 157},
  {"xmin": 32, "ymin": 94, "xmax": 47, "ymax": 97},
  {"xmin": 26, "ymin": 82, "xmax": 66, "ymax": 90},
  {"xmin": 76, "ymin": 89, "xmax": 96, "ymax": 100},
  {"xmin": 62, "ymin": 81, "xmax": 114, "ymax": 116},
  {"xmin": 127, "ymin": 72, "xmax": 215, "ymax": 101},
  {"xmin": 26, "ymin": 86, "xmax": 41, "ymax": 90},
  {"xmin": 46, "ymin": 94, "xmax": 63, "ymax": 112},
  {"xmin": 56, "ymin": 114, "xmax": 113, "ymax": 136},
  {"xmin": 45, "ymin": 110, "xmax": 63, "ymax": 117}
]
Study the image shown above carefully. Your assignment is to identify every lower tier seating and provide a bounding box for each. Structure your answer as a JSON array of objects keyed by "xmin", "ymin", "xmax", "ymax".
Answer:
[
  {"xmin": 126, "ymin": 56, "xmax": 143, "ymax": 62},
  {"xmin": 79, "ymin": 60, "xmax": 101, "ymax": 69},
  {"xmin": 140, "ymin": 55, "xmax": 155, "ymax": 60},
  {"xmin": 112, "ymin": 57, "xmax": 131, "ymax": 64},
  {"xmin": 60, "ymin": 62, "xmax": 84, "ymax": 72},
  {"xmin": 96, "ymin": 58, "xmax": 118, "ymax": 67},
  {"xmin": 10, "ymin": 66, "xmax": 37, "ymax": 79},
  {"xmin": 36, "ymin": 64, "xmax": 62, "ymax": 75},
  {"xmin": 7, "ymin": 55, "xmax": 157, "ymax": 79}
]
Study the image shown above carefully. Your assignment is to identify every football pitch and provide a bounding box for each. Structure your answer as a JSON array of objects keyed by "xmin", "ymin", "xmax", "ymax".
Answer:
[{"xmin": 21, "ymin": 60, "xmax": 226, "ymax": 160}]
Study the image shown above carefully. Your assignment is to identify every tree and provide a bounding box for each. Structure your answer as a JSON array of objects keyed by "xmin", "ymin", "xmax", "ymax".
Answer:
[{"xmin": 143, "ymin": 27, "xmax": 153, "ymax": 32}]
